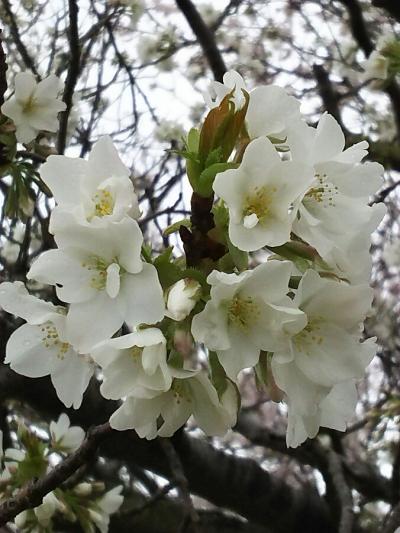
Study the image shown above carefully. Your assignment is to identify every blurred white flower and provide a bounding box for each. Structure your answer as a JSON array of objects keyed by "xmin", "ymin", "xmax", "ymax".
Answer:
[
  {"xmin": 110, "ymin": 370, "xmax": 238, "ymax": 439},
  {"xmin": 89, "ymin": 485, "xmax": 124, "ymax": 533},
  {"xmin": 1, "ymin": 72, "xmax": 66, "ymax": 143},
  {"xmin": 50, "ymin": 413, "xmax": 85, "ymax": 452}
]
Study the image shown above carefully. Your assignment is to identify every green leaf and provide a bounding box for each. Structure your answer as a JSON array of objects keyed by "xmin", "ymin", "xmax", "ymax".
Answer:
[
  {"xmin": 227, "ymin": 238, "xmax": 248, "ymax": 271},
  {"xmin": 212, "ymin": 201, "xmax": 229, "ymax": 233},
  {"xmin": 198, "ymin": 92, "xmax": 233, "ymax": 163},
  {"xmin": 168, "ymin": 349, "xmax": 184, "ymax": 369},
  {"xmin": 254, "ymin": 351, "xmax": 269, "ymax": 391},
  {"xmin": 163, "ymin": 218, "xmax": 191, "ymax": 236},
  {"xmin": 153, "ymin": 247, "xmax": 182, "ymax": 289},
  {"xmin": 187, "ymin": 127, "xmax": 200, "ymax": 152},
  {"xmin": 196, "ymin": 162, "xmax": 238, "ymax": 197},
  {"xmin": 209, "ymin": 351, "xmax": 228, "ymax": 399},
  {"xmin": 204, "ymin": 146, "xmax": 223, "ymax": 168}
]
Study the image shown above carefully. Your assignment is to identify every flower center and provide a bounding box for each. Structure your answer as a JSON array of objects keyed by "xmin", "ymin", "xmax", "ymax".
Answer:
[
  {"xmin": 40, "ymin": 323, "xmax": 70, "ymax": 359},
  {"xmin": 293, "ymin": 317, "xmax": 324, "ymax": 354},
  {"xmin": 130, "ymin": 346, "xmax": 143, "ymax": 359},
  {"xmin": 227, "ymin": 295, "xmax": 260, "ymax": 330},
  {"xmin": 92, "ymin": 189, "xmax": 114, "ymax": 218},
  {"xmin": 82, "ymin": 256, "xmax": 109, "ymax": 291},
  {"xmin": 21, "ymin": 94, "xmax": 37, "ymax": 115},
  {"xmin": 81, "ymin": 256, "xmax": 122, "ymax": 297},
  {"xmin": 304, "ymin": 174, "xmax": 338, "ymax": 208},
  {"xmin": 242, "ymin": 186, "xmax": 276, "ymax": 225}
]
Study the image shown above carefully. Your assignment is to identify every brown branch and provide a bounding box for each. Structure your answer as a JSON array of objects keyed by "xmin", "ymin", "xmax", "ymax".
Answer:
[
  {"xmin": 0, "ymin": 29, "xmax": 8, "ymax": 107},
  {"xmin": 0, "ymin": 0, "xmax": 38, "ymax": 76},
  {"xmin": 0, "ymin": 422, "xmax": 114, "ymax": 526},
  {"xmin": 175, "ymin": 0, "xmax": 226, "ymax": 82},
  {"xmin": 160, "ymin": 438, "xmax": 201, "ymax": 533},
  {"xmin": 57, "ymin": 0, "xmax": 81, "ymax": 154},
  {"xmin": 0, "ymin": 364, "xmax": 336, "ymax": 532},
  {"xmin": 327, "ymin": 449, "xmax": 354, "ymax": 533},
  {"xmin": 337, "ymin": 0, "xmax": 400, "ymax": 136},
  {"xmin": 371, "ymin": 0, "xmax": 400, "ymax": 23}
]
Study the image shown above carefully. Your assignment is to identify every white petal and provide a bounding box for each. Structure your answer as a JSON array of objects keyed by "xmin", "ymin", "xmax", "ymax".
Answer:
[
  {"xmin": 0, "ymin": 281, "xmax": 58, "ymax": 324},
  {"xmin": 51, "ymin": 353, "xmax": 94, "ymax": 409},
  {"xmin": 247, "ymin": 85, "xmax": 300, "ymax": 139},
  {"xmin": 5, "ymin": 324, "xmax": 59, "ymax": 377},
  {"xmin": 40, "ymin": 155, "xmax": 87, "ymax": 206},
  {"xmin": 120, "ymin": 263, "xmax": 165, "ymax": 328},
  {"xmin": 14, "ymin": 72, "xmax": 36, "ymax": 102},
  {"xmin": 66, "ymin": 295, "xmax": 125, "ymax": 352}
]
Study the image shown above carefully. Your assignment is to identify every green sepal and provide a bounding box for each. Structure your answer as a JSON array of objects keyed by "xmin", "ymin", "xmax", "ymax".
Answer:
[
  {"xmin": 209, "ymin": 351, "xmax": 228, "ymax": 399},
  {"xmin": 168, "ymin": 348, "xmax": 184, "ymax": 369},
  {"xmin": 187, "ymin": 127, "xmax": 200, "ymax": 152},
  {"xmin": 254, "ymin": 351, "xmax": 270, "ymax": 392},
  {"xmin": 196, "ymin": 161, "xmax": 238, "ymax": 197},
  {"xmin": 163, "ymin": 218, "xmax": 191, "ymax": 236},
  {"xmin": 153, "ymin": 247, "xmax": 182, "ymax": 289},
  {"xmin": 227, "ymin": 238, "xmax": 248, "ymax": 271}
]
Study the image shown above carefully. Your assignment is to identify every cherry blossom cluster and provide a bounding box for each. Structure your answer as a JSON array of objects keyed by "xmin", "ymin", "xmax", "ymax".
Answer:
[
  {"xmin": 0, "ymin": 415, "xmax": 123, "ymax": 532},
  {"xmin": 0, "ymin": 69, "xmax": 385, "ymax": 448}
]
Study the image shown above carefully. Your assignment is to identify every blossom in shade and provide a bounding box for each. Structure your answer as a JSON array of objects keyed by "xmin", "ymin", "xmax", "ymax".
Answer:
[{"xmin": 0, "ymin": 281, "xmax": 94, "ymax": 408}]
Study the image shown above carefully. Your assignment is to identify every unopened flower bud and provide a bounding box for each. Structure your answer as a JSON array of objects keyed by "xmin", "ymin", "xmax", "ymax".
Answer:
[
  {"xmin": 74, "ymin": 482, "xmax": 93, "ymax": 497},
  {"xmin": 166, "ymin": 278, "xmax": 201, "ymax": 321}
]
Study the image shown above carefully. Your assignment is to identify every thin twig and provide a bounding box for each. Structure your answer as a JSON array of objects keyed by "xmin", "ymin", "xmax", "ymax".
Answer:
[
  {"xmin": 0, "ymin": 423, "xmax": 114, "ymax": 526},
  {"xmin": 57, "ymin": 0, "xmax": 81, "ymax": 154}
]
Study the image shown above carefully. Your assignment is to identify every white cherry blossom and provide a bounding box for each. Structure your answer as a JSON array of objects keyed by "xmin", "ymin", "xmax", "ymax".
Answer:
[
  {"xmin": 288, "ymin": 114, "xmax": 385, "ymax": 266},
  {"xmin": 213, "ymin": 136, "xmax": 314, "ymax": 251},
  {"xmin": 204, "ymin": 69, "xmax": 247, "ymax": 109},
  {"xmin": 363, "ymin": 50, "xmax": 389, "ymax": 80},
  {"xmin": 246, "ymin": 85, "xmax": 301, "ymax": 140},
  {"xmin": 274, "ymin": 359, "xmax": 358, "ymax": 447},
  {"xmin": 34, "ymin": 492, "xmax": 60, "ymax": 527},
  {"xmin": 89, "ymin": 485, "xmax": 124, "ymax": 533},
  {"xmin": 27, "ymin": 218, "xmax": 165, "ymax": 351},
  {"xmin": 0, "ymin": 281, "xmax": 93, "ymax": 408},
  {"xmin": 49, "ymin": 413, "xmax": 85, "ymax": 452},
  {"xmin": 91, "ymin": 328, "xmax": 172, "ymax": 400},
  {"xmin": 1, "ymin": 72, "xmax": 66, "ymax": 143},
  {"xmin": 40, "ymin": 135, "xmax": 140, "ymax": 233},
  {"xmin": 204, "ymin": 70, "xmax": 301, "ymax": 140},
  {"xmin": 272, "ymin": 269, "xmax": 376, "ymax": 386},
  {"xmin": 110, "ymin": 369, "xmax": 238, "ymax": 439},
  {"xmin": 191, "ymin": 261, "xmax": 306, "ymax": 380}
]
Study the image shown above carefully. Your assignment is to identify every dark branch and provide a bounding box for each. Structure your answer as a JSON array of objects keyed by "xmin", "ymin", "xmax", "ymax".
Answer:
[
  {"xmin": 0, "ymin": 422, "xmax": 114, "ymax": 525},
  {"xmin": 175, "ymin": 0, "xmax": 226, "ymax": 81},
  {"xmin": 57, "ymin": 0, "xmax": 81, "ymax": 154}
]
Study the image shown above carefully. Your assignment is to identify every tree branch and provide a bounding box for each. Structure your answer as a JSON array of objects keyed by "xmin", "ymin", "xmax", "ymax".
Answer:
[
  {"xmin": 0, "ymin": 422, "xmax": 114, "ymax": 526},
  {"xmin": 57, "ymin": 0, "xmax": 81, "ymax": 154},
  {"xmin": 175, "ymin": 0, "xmax": 226, "ymax": 81}
]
